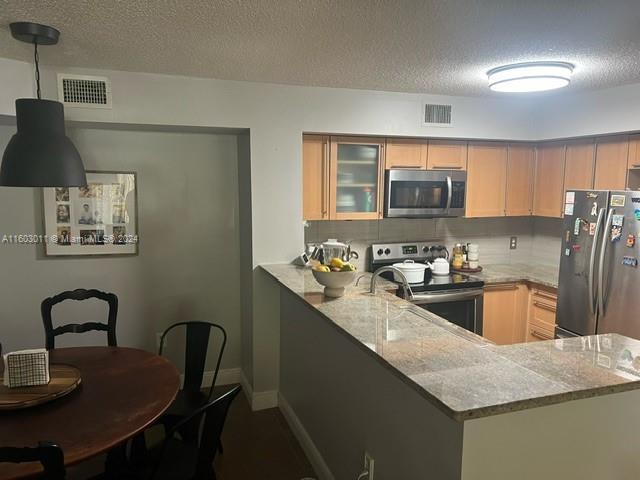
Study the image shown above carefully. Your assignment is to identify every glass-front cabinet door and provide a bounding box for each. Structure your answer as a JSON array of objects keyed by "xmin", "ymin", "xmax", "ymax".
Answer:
[{"xmin": 329, "ymin": 137, "xmax": 385, "ymax": 220}]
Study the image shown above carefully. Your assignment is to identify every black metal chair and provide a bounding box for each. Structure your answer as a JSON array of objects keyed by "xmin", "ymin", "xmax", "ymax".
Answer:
[
  {"xmin": 0, "ymin": 442, "xmax": 65, "ymax": 479},
  {"xmin": 158, "ymin": 321, "xmax": 227, "ymax": 429},
  {"xmin": 41, "ymin": 289, "xmax": 118, "ymax": 349},
  {"xmin": 143, "ymin": 385, "xmax": 241, "ymax": 480}
]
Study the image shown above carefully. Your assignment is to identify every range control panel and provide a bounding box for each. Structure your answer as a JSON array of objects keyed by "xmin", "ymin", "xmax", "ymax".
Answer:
[{"xmin": 371, "ymin": 242, "xmax": 449, "ymax": 263}]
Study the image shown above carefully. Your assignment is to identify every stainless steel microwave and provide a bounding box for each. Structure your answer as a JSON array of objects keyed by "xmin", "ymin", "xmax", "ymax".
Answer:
[{"xmin": 384, "ymin": 169, "xmax": 466, "ymax": 218}]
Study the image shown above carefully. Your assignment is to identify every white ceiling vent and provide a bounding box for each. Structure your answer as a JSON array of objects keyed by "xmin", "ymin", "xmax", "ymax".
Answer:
[
  {"xmin": 57, "ymin": 74, "xmax": 112, "ymax": 109},
  {"xmin": 423, "ymin": 103, "xmax": 452, "ymax": 127}
]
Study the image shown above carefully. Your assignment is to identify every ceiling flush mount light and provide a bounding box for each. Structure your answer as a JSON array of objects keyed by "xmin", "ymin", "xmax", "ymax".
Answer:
[
  {"xmin": 1, "ymin": 22, "xmax": 86, "ymax": 187},
  {"xmin": 487, "ymin": 62, "xmax": 574, "ymax": 93}
]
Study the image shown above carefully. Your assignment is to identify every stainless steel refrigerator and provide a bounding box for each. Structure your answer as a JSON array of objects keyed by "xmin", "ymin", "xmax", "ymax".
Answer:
[{"xmin": 556, "ymin": 189, "xmax": 640, "ymax": 340}]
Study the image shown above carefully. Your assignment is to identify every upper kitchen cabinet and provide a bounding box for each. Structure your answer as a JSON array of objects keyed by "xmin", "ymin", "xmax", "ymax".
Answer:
[
  {"xmin": 628, "ymin": 134, "xmax": 640, "ymax": 169},
  {"xmin": 532, "ymin": 143, "xmax": 565, "ymax": 218},
  {"xmin": 627, "ymin": 135, "xmax": 640, "ymax": 190},
  {"xmin": 385, "ymin": 138, "xmax": 427, "ymax": 169},
  {"xmin": 505, "ymin": 144, "xmax": 534, "ymax": 216},
  {"xmin": 303, "ymin": 135, "xmax": 329, "ymax": 220},
  {"xmin": 329, "ymin": 136, "xmax": 385, "ymax": 220},
  {"xmin": 426, "ymin": 140, "xmax": 468, "ymax": 170},
  {"xmin": 564, "ymin": 139, "xmax": 595, "ymax": 191},
  {"xmin": 594, "ymin": 135, "xmax": 629, "ymax": 190},
  {"xmin": 465, "ymin": 142, "xmax": 507, "ymax": 217}
]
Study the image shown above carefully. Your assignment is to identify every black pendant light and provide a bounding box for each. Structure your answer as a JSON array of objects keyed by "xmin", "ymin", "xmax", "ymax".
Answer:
[{"xmin": 0, "ymin": 22, "xmax": 86, "ymax": 187}]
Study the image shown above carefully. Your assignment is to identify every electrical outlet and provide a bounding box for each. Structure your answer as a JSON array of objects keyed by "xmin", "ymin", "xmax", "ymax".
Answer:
[
  {"xmin": 364, "ymin": 452, "xmax": 375, "ymax": 480},
  {"xmin": 510, "ymin": 236, "xmax": 517, "ymax": 250}
]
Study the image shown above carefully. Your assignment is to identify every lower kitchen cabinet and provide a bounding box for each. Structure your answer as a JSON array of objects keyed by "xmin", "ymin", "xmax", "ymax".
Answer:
[
  {"xmin": 483, "ymin": 283, "xmax": 528, "ymax": 345},
  {"xmin": 483, "ymin": 282, "xmax": 558, "ymax": 345},
  {"xmin": 526, "ymin": 287, "xmax": 558, "ymax": 342}
]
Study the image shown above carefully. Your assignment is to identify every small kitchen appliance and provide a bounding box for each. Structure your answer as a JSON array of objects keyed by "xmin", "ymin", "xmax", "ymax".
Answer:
[
  {"xmin": 384, "ymin": 169, "xmax": 466, "ymax": 218},
  {"xmin": 370, "ymin": 241, "xmax": 484, "ymax": 334}
]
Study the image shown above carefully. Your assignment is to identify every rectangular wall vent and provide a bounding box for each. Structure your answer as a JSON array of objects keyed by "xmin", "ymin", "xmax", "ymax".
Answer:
[
  {"xmin": 57, "ymin": 74, "xmax": 112, "ymax": 109},
  {"xmin": 423, "ymin": 103, "xmax": 452, "ymax": 127}
]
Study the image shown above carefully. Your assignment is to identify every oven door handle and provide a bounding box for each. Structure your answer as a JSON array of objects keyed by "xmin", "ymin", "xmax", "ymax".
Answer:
[{"xmin": 409, "ymin": 288, "xmax": 484, "ymax": 304}]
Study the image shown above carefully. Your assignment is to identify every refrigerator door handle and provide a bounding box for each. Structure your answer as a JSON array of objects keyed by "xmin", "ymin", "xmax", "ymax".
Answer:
[
  {"xmin": 597, "ymin": 208, "xmax": 614, "ymax": 319},
  {"xmin": 588, "ymin": 207, "xmax": 605, "ymax": 317}
]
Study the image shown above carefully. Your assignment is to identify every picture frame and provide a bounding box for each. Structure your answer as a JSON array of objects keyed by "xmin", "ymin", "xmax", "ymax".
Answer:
[{"xmin": 43, "ymin": 170, "xmax": 138, "ymax": 256}]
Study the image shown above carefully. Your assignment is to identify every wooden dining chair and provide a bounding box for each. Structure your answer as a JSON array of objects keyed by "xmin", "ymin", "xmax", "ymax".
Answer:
[
  {"xmin": 0, "ymin": 441, "xmax": 65, "ymax": 479},
  {"xmin": 145, "ymin": 385, "xmax": 241, "ymax": 480},
  {"xmin": 41, "ymin": 289, "xmax": 118, "ymax": 349}
]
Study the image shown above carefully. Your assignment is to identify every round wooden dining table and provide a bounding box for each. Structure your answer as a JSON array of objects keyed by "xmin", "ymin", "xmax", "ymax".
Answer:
[{"xmin": 0, "ymin": 346, "xmax": 180, "ymax": 479}]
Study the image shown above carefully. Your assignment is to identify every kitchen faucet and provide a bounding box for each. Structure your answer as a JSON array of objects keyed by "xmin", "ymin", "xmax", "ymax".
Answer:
[{"xmin": 368, "ymin": 266, "xmax": 414, "ymax": 300}]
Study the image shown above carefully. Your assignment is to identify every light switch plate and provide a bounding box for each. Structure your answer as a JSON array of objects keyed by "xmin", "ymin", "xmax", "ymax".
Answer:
[{"xmin": 510, "ymin": 236, "xmax": 517, "ymax": 250}]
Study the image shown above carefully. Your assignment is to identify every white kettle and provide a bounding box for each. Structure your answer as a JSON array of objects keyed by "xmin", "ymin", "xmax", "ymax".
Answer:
[{"xmin": 427, "ymin": 257, "xmax": 450, "ymax": 276}]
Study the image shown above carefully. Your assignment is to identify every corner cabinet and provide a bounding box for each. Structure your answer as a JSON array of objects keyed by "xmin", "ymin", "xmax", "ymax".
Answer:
[
  {"xmin": 505, "ymin": 144, "xmax": 535, "ymax": 216},
  {"xmin": 483, "ymin": 283, "xmax": 528, "ymax": 345},
  {"xmin": 303, "ymin": 135, "xmax": 330, "ymax": 220},
  {"xmin": 465, "ymin": 142, "xmax": 508, "ymax": 217},
  {"xmin": 594, "ymin": 136, "xmax": 629, "ymax": 190},
  {"xmin": 532, "ymin": 143, "xmax": 566, "ymax": 218},
  {"xmin": 329, "ymin": 136, "xmax": 385, "ymax": 220}
]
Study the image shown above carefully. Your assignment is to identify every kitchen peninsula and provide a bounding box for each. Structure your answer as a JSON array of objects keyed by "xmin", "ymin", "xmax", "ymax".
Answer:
[{"xmin": 264, "ymin": 263, "xmax": 640, "ymax": 480}]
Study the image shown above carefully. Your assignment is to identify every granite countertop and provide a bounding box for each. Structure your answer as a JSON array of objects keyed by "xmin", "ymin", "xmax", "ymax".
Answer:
[
  {"xmin": 471, "ymin": 263, "xmax": 559, "ymax": 289},
  {"xmin": 262, "ymin": 263, "xmax": 640, "ymax": 421}
]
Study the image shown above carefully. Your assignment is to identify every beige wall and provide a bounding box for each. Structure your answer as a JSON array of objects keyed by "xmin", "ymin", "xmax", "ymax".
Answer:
[{"xmin": 0, "ymin": 124, "xmax": 242, "ymax": 370}]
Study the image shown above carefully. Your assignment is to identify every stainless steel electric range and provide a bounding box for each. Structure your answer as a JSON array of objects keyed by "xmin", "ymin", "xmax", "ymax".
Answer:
[{"xmin": 370, "ymin": 241, "xmax": 484, "ymax": 335}]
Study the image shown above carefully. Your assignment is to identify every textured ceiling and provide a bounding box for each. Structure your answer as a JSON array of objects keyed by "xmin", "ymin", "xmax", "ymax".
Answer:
[{"xmin": 1, "ymin": 0, "xmax": 640, "ymax": 96}]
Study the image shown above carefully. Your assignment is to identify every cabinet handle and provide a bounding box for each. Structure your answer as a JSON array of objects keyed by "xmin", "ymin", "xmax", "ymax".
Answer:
[
  {"xmin": 533, "ymin": 290, "xmax": 557, "ymax": 301},
  {"xmin": 533, "ymin": 300, "xmax": 556, "ymax": 312},
  {"xmin": 432, "ymin": 165, "xmax": 463, "ymax": 169},
  {"xmin": 322, "ymin": 140, "xmax": 329, "ymax": 217},
  {"xmin": 531, "ymin": 328, "xmax": 553, "ymax": 340},
  {"xmin": 632, "ymin": 164, "xmax": 640, "ymax": 168},
  {"xmin": 391, "ymin": 165, "xmax": 421, "ymax": 169},
  {"xmin": 485, "ymin": 283, "xmax": 518, "ymax": 291}
]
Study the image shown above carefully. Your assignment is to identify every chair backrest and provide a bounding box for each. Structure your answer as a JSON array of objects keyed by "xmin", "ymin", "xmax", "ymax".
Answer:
[
  {"xmin": 150, "ymin": 385, "xmax": 241, "ymax": 480},
  {"xmin": 41, "ymin": 289, "xmax": 118, "ymax": 350},
  {"xmin": 0, "ymin": 441, "xmax": 65, "ymax": 479},
  {"xmin": 159, "ymin": 321, "xmax": 227, "ymax": 399}
]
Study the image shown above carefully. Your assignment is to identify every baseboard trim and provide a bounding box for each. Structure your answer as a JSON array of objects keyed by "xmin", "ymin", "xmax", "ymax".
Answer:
[
  {"xmin": 239, "ymin": 370, "xmax": 254, "ymax": 405},
  {"xmin": 278, "ymin": 392, "xmax": 334, "ymax": 480},
  {"xmin": 179, "ymin": 367, "xmax": 242, "ymax": 389},
  {"xmin": 251, "ymin": 389, "xmax": 278, "ymax": 410}
]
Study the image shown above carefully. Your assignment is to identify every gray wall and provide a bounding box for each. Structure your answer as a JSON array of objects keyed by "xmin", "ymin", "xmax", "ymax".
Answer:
[
  {"xmin": 280, "ymin": 288, "xmax": 464, "ymax": 479},
  {"xmin": 0, "ymin": 124, "xmax": 242, "ymax": 370},
  {"xmin": 237, "ymin": 132, "xmax": 254, "ymax": 383},
  {"xmin": 305, "ymin": 216, "xmax": 563, "ymax": 271}
]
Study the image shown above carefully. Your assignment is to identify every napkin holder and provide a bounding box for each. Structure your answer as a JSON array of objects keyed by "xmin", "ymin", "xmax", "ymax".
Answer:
[{"xmin": 3, "ymin": 349, "xmax": 50, "ymax": 388}]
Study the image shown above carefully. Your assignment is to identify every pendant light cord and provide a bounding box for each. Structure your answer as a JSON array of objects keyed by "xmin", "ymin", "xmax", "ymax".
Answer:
[{"xmin": 34, "ymin": 42, "xmax": 41, "ymax": 99}]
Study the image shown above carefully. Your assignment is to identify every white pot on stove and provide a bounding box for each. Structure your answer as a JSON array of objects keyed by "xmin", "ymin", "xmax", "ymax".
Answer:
[
  {"xmin": 392, "ymin": 260, "xmax": 428, "ymax": 284},
  {"xmin": 427, "ymin": 257, "xmax": 450, "ymax": 276}
]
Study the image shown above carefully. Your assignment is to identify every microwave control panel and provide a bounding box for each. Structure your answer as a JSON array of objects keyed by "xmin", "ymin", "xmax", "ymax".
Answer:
[{"xmin": 450, "ymin": 181, "xmax": 465, "ymax": 209}]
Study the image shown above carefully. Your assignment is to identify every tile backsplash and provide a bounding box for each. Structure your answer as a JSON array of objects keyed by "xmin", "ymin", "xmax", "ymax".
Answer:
[{"xmin": 305, "ymin": 217, "xmax": 563, "ymax": 272}]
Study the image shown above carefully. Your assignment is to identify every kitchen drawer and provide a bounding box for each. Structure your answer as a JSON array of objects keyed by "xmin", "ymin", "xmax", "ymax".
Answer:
[
  {"xmin": 526, "ymin": 322, "xmax": 555, "ymax": 342},
  {"xmin": 530, "ymin": 296, "xmax": 557, "ymax": 330}
]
